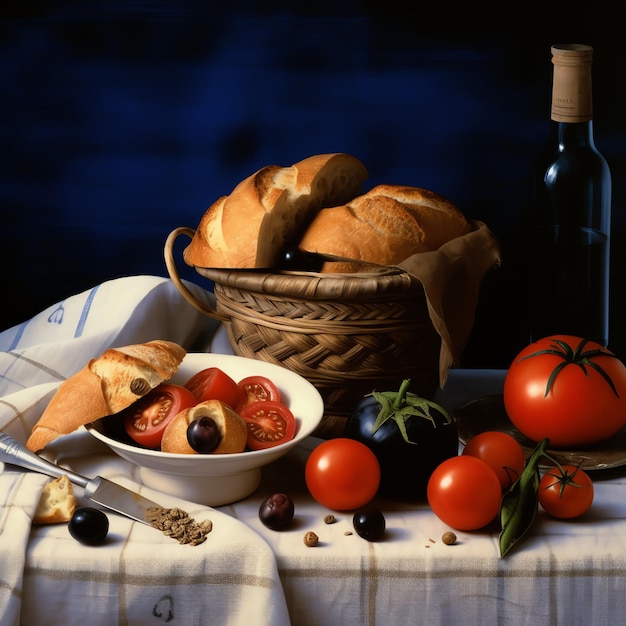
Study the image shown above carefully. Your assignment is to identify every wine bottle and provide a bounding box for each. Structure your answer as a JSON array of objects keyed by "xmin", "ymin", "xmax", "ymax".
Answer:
[{"xmin": 526, "ymin": 43, "xmax": 611, "ymax": 347}]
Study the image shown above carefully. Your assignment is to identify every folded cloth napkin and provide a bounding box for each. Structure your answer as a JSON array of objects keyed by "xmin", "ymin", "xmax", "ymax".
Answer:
[{"xmin": 0, "ymin": 275, "xmax": 291, "ymax": 626}]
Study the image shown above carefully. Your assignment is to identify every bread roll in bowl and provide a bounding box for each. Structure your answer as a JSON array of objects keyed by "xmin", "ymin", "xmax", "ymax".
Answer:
[
  {"xmin": 299, "ymin": 184, "xmax": 473, "ymax": 272},
  {"xmin": 161, "ymin": 400, "xmax": 248, "ymax": 454}
]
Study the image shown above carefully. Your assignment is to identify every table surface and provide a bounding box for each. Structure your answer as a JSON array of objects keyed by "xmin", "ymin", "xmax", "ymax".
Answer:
[
  {"xmin": 6, "ymin": 276, "xmax": 624, "ymax": 625},
  {"xmin": 15, "ymin": 368, "xmax": 626, "ymax": 626},
  {"xmin": 215, "ymin": 369, "xmax": 626, "ymax": 625}
]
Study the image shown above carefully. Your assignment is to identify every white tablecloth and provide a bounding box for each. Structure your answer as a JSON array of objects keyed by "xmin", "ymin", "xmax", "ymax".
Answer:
[
  {"xmin": 0, "ymin": 276, "xmax": 289, "ymax": 626},
  {"xmin": 2, "ymin": 276, "xmax": 626, "ymax": 625},
  {"xmin": 221, "ymin": 369, "xmax": 626, "ymax": 626}
]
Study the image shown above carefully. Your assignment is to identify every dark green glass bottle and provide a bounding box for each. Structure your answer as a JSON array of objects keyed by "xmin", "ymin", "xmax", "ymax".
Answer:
[{"xmin": 527, "ymin": 44, "xmax": 611, "ymax": 346}]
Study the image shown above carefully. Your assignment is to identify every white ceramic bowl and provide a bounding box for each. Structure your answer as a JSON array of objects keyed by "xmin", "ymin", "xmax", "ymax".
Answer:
[{"xmin": 86, "ymin": 353, "xmax": 324, "ymax": 506}]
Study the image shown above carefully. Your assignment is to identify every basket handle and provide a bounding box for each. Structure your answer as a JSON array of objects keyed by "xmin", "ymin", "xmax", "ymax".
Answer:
[{"xmin": 164, "ymin": 227, "xmax": 230, "ymax": 322}]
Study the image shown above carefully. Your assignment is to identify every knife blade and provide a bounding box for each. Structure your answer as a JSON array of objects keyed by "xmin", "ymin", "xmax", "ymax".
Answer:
[{"xmin": 0, "ymin": 430, "xmax": 162, "ymax": 525}]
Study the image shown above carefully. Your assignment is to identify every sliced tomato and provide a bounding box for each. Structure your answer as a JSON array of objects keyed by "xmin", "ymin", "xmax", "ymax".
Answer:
[
  {"xmin": 184, "ymin": 367, "xmax": 241, "ymax": 407},
  {"xmin": 236, "ymin": 375, "xmax": 281, "ymax": 413},
  {"xmin": 122, "ymin": 384, "xmax": 197, "ymax": 449},
  {"xmin": 239, "ymin": 400, "xmax": 296, "ymax": 450}
]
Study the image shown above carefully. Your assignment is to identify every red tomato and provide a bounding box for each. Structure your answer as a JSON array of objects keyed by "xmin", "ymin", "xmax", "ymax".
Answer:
[
  {"xmin": 236, "ymin": 376, "xmax": 281, "ymax": 412},
  {"xmin": 305, "ymin": 438, "xmax": 381, "ymax": 511},
  {"xmin": 239, "ymin": 400, "xmax": 297, "ymax": 450},
  {"xmin": 462, "ymin": 431, "xmax": 526, "ymax": 491},
  {"xmin": 504, "ymin": 335, "xmax": 626, "ymax": 448},
  {"xmin": 538, "ymin": 464, "xmax": 594, "ymax": 519},
  {"xmin": 122, "ymin": 384, "xmax": 197, "ymax": 449},
  {"xmin": 184, "ymin": 367, "xmax": 240, "ymax": 407},
  {"xmin": 427, "ymin": 456, "xmax": 502, "ymax": 531}
]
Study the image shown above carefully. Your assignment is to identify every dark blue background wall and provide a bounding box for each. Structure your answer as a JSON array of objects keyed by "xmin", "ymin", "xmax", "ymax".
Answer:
[{"xmin": 2, "ymin": 2, "xmax": 625, "ymax": 368}]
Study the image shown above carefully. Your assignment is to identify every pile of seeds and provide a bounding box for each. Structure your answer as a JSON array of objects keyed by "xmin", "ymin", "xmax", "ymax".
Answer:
[{"xmin": 145, "ymin": 506, "xmax": 213, "ymax": 546}]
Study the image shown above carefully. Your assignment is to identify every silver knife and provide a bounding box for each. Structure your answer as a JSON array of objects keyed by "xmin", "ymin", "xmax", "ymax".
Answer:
[{"xmin": 0, "ymin": 431, "xmax": 162, "ymax": 525}]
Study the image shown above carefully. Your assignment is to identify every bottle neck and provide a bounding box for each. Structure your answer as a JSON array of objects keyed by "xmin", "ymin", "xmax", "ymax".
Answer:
[{"xmin": 553, "ymin": 119, "xmax": 596, "ymax": 150}]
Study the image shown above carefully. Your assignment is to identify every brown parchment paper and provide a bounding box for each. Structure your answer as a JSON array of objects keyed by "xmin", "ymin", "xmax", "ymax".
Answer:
[{"xmin": 398, "ymin": 221, "xmax": 501, "ymax": 387}]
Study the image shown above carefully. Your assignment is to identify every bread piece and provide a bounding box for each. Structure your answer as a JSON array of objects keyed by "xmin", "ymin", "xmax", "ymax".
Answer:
[
  {"xmin": 183, "ymin": 153, "xmax": 369, "ymax": 269},
  {"xmin": 161, "ymin": 400, "xmax": 247, "ymax": 454},
  {"xmin": 33, "ymin": 475, "xmax": 76, "ymax": 524},
  {"xmin": 299, "ymin": 184, "xmax": 472, "ymax": 272},
  {"xmin": 26, "ymin": 340, "xmax": 186, "ymax": 452},
  {"xmin": 91, "ymin": 340, "xmax": 186, "ymax": 411}
]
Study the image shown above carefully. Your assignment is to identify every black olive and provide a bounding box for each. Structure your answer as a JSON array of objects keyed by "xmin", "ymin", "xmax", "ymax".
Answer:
[
  {"xmin": 353, "ymin": 507, "xmax": 386, "ymax": 542},
  {"xmin": 187, "ymin": 416, "xmax": 222, "ymax": 453},
  {"xmin": 258, "ymin": 493, "xmax": 295, "ymax": 530},
  {"xmin": 281, "ymin": 248, "xmax": 324, "ymax": 272},
  {"xmin": 68, "ymin": 507, "xmax": 109, "ymax": 546}
]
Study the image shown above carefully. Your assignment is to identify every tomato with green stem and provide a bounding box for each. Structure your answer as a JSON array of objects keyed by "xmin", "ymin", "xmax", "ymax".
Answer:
[
  {"xmin": 538, "ymin": 464, "xmax": 594, "ymax": 519},
  {"xmin": 504, "ymin": 335, "xmax": 626, "ymax": 447}
]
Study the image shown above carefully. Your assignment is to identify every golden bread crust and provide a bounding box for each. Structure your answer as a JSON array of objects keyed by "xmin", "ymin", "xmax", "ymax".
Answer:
[
  {"xmin": 161, "ymin": 400, "xmax": 247, "ymax": 454},
  {"xmin": 183, "ymin": 153, "xmax": 368, "ymax": 269},
  {"xmin": 299, "ymin": 184, "xmax": 472, "ymax": 272},
  {"xmin": 26, "ymin": 340, "xmax": 186, "ymax": 452}
]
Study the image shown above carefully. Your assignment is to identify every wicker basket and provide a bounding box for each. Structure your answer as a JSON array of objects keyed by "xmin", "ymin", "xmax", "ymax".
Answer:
[{"xmin": 165, "ymin": 227, "xmax": 442, "ymax": 437}]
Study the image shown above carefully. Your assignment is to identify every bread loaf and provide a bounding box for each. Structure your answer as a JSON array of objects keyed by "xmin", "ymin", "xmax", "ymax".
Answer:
[
  {"xmin": 298, "ymin": 184, "xmax": 472, "ymax": 272},
  {"xmin": 26, "ymin": 340, "xmax": 186, "ymax": 452},
  {"xmin": 33, "ymin": 475, "xmax": 76, "ymax": 524},
  {"xmin": 183, "ymin": 153, "xmax": 369, "ymax": 269},
  {"xmin": 161, "ymin": 400, "xmax": 247, "ymax": 454}
]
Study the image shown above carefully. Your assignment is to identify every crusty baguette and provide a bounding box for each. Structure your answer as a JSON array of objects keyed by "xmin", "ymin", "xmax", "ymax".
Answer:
[
  {"xmin": 299, "ymin": 184, "xmax": 472, "ymax": 272},
  {"xmin": 183, "ymin": 153, "xmax": 369, "ymax": 269},
  {"xmin": 26, "ymin": 340, "xmax": 186, "ymax": 452},
  {"xmin": 33, "ymin": 475, "xmax": 76, "ymax": 524}
]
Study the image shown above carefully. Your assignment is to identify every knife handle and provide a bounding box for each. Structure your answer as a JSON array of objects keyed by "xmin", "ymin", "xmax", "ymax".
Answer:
[{"xmin": 0, "ymin": 431, "xmax": 89, "ymax": 489}]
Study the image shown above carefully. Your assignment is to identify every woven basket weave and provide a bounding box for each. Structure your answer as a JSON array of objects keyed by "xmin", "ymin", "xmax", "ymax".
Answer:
[{"xmin": 165, "ymin": 227, "xmax": 441, "ymax": 436}]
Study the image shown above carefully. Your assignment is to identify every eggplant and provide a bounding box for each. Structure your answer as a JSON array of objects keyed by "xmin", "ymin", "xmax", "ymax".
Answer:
[{"xmin": 344, "ymin": 379, "xmax": 458, "ymax": 501}]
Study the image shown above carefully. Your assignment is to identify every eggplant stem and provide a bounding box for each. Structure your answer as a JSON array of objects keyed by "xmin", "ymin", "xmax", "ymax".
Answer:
[{"xmin": 393, "ymin": 379, "xmax": 411, "ymax": 410}]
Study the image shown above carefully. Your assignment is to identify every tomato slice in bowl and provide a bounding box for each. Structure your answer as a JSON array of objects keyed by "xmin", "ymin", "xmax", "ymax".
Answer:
[
  {"xmin": 236, "ymin": 375, "xmax": 281, "ymax": 413},
  {"xmin": 184, "ymin": 367, "xmax": 241, "ymax": 407},
  {"xmin": 122, "ymin": 383, "xmax": 197, "ymax": 449},
  {"xmin": 239, "ymin": 400, "xmax": 296, "ymax": 450}
]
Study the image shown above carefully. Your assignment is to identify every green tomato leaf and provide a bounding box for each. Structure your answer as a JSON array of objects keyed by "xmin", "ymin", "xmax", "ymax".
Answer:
[
  {"xmin": 518, "ymin": 337, "xmax": 621, "ymax": 397},
  {"xmin": 499, "ymin": 438, "xmax": 550, "ymax": 558}
]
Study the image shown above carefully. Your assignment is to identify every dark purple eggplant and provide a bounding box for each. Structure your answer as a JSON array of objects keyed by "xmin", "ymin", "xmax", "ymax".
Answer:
[{"xmin": 344, "ymin": 379, "xmax": 458, "ymax": 501}]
